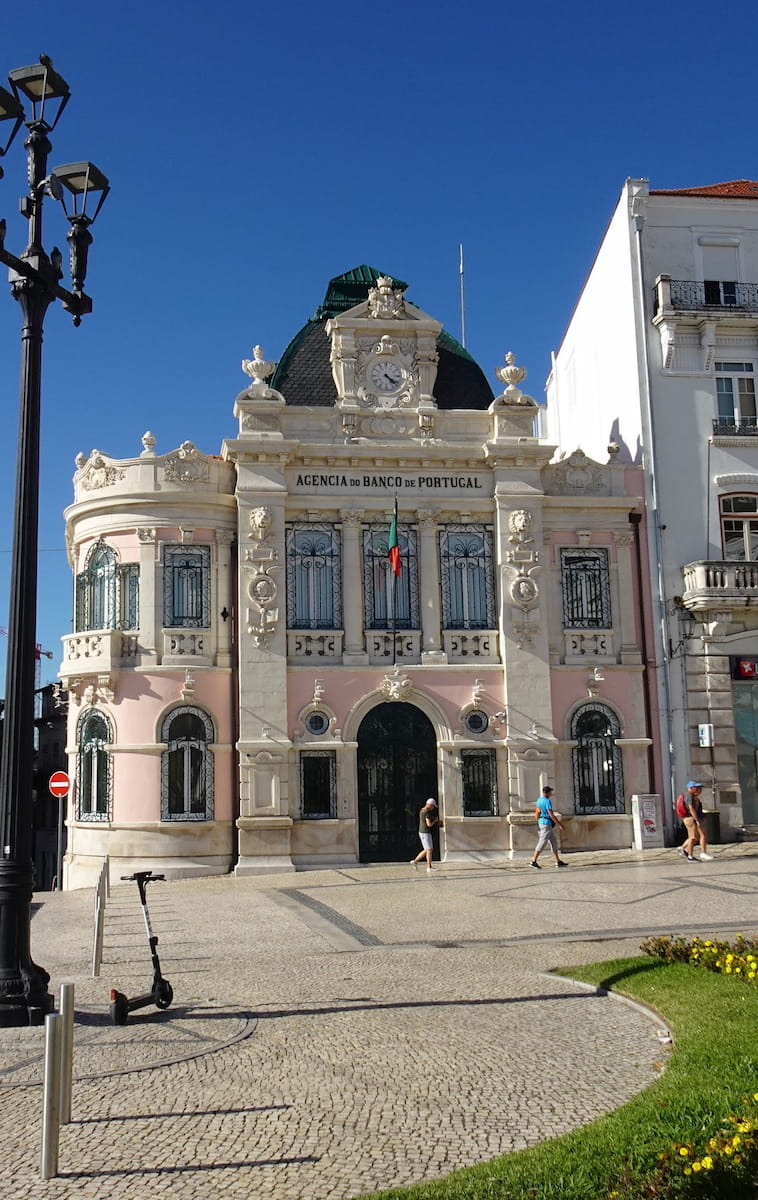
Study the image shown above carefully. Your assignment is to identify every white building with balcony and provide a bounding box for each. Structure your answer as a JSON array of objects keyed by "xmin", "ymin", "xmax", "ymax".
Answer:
[
  {"xmin": 59, "ymin": 267, "xmax": 656, "ymax": 886},
  {"xmin": 546, "ymin": 179, "xmax": 758, "ymax": 839}
]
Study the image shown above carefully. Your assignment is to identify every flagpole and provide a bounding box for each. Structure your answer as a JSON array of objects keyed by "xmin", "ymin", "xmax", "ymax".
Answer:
[
  {"xmin": 392, "ymin": 562, "xmax": 397, "ymax": 666},
  {"xmin": 387, "ymin": 495, "xmax": 400, "ymax": 666}
]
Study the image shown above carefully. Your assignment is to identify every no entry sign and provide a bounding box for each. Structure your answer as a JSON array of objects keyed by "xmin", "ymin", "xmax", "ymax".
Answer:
[{"xmin": 48, "ymin": 771, "xmax": 70, "ymax": 798}]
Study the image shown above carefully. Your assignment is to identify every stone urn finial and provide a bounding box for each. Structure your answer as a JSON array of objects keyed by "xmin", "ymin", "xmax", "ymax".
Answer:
[
  {"xmin": 241, "ymin": 345, "xmax": 275, "ymax": 387},
  {"xmin": 495, "ymin": 351, "xmax": 528, "ymax": 402}
]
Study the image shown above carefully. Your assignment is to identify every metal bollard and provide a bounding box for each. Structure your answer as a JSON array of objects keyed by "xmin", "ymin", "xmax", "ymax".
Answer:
[
  {"xmin": 40, "ymin": 1012, "xmax": 62, "ymax": 1180},
  {"xmin": 59, "ymin": 983, "xmax": 74, "ymax": 1125}
]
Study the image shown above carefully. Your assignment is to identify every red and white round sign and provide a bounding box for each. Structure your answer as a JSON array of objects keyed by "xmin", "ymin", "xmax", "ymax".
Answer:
[{"xmin": 48, "ymin": 771, "xmax": 70, "ymax": 798}]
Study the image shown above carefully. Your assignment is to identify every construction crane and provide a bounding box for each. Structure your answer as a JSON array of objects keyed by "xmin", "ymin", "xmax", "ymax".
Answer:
[{"xmin": 0, "ymin": 626, "xmax": 54, "ymax": 694}]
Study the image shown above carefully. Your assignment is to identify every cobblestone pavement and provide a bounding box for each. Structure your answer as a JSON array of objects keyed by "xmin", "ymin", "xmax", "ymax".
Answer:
[{"xmin": 2, "ymin": 843, "xmax": 757, "ymax": 1199}]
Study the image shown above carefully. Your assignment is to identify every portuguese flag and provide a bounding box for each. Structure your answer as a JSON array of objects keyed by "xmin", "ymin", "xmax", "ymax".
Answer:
[{"xmin": 388, "ymin": 498, "xmax": 401, "ymax": 577}]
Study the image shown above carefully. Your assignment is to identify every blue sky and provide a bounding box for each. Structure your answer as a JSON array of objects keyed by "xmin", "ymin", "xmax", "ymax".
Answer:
[{"xmin": 1, "ymin": 0, "xmax": 756, "ymax": 689}]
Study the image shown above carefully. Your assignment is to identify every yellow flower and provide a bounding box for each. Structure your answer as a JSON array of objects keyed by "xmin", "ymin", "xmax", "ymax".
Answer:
[
  {"xmin": 692, "ymin": 1161, "xmax": 702, "ymax": 1172},
  {"xmin": 753, "ymin": 1092, "xmax": 758, "ymax": 1101},
  {"xmin": 733, "ymin": 1135, "xmax": 741, "ymax": 1147},
  {"xmin": 702, "ymin": 1156, "xmax": 713, "ymax": 1169},
  {"xmin": 724, "ymin": 1144, "xmax": 734, "ymax": 1156},
  {"xmin": 683, "ymin": 1166, "xmax": 692, "ymax": 1175},
  {"xmin": 679, "ymin": 1146, "xmax": 689, "ymax": 1156}
]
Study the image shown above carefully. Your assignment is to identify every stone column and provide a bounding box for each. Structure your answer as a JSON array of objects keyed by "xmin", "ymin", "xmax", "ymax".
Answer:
[
  {"xmin": 417, "ymin": 508, "xmax": 446, "ymax": 663},
  {"xmin": 340, "ymin": 509, "xmax": 368, "ymax": 665}
]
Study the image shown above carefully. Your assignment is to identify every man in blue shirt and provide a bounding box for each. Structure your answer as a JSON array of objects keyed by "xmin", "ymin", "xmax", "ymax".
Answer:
[{"xmin": 530, "ymin": 785, "xmax": 568, "ymax": 869}]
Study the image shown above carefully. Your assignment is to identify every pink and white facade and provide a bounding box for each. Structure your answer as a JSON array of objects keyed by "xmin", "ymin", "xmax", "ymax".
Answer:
[{"xmin": 59, "ymin": 268, "xmax": 660, "ymax": 887}]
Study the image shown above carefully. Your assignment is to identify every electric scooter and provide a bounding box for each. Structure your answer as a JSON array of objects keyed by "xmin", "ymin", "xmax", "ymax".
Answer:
[{"xmin": 109, "ymin": 870, "xmax": 174, "ymax": 1025}]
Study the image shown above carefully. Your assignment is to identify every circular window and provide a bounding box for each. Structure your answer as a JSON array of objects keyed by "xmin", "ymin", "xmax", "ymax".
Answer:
[
  {"xmin": 465, "ymin": 709, "xmax": 489, "ymax": 735},
  {"xmin": 304, "ymin": 710, "xmax": 330, "ymax": 736}
]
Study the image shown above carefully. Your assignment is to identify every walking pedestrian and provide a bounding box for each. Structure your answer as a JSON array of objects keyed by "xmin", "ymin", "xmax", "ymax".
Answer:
[
  {"xmin": 530, "ymin": 785, "xmax": 568, "ymax": 869},
  {"xmin": 411, "ymin": 798, "xmax": 443, "ymax": 873},
  {"xmin": 676, "ymin": 781, "xmax": 714, "ymax": 862}
]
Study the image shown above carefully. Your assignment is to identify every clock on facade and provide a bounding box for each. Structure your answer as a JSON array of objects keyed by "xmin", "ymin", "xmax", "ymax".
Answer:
[{"xmin": 370, "ymin": 360, "xmax": 404, "ymax": 392}]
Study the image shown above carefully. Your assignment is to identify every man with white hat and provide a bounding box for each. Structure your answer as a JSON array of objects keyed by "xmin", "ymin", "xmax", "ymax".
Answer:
[{"xmin": 411, "ymin": 798, "xmax": 443, "ymax": 873}]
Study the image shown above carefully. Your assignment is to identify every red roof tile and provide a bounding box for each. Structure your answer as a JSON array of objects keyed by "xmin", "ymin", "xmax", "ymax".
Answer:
[{"xmin": 650, "ymin": 180, "xmax": 758, "ymax": 198}]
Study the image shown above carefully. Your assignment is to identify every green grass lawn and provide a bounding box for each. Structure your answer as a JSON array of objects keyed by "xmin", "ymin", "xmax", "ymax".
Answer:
[{"xmin": 360, "ymin": 956, "xmax": 758, "ymax": 1200}]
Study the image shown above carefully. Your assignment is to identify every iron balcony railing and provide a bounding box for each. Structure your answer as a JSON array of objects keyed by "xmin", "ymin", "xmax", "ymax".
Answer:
[
  {"xmin": 655, "ymin": 277, "xmax": 758, "ymax": 314},
  {"xmin": 713, "ymin": 417, "xmax": 758, "ymax": 437}
]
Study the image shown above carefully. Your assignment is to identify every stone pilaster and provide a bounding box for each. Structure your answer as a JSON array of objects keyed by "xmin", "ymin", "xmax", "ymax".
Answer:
[
  {"xmin": 417, "ymin": 508, "xmax": 446, "ymax": 662},
  {"xmin": 136, "ymin": 527, "xmax": 158, "ymax": 666},
  {"xmin": 340, "ymin": 509, "xmax": 368, "ymax": 664}
]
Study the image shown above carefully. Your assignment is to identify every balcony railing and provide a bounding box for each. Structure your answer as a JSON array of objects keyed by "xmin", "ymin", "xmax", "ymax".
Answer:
[
  {"xmin": 712, "ymin": 417, "xmax": 758, "ymax": 437},
  {"xmin": 654, "ymin": 276, "xmax": 758, "ymax": 314},
  {"xmin": 681, "ymin": 560, "xmax": 758, "ymax": 611}
]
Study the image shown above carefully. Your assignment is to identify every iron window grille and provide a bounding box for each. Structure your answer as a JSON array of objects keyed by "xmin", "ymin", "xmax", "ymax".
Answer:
[
  {"xmin": 439, "ymin": 525, "xmax": 495, "ymax": 629},
  {"xmin": 363, "ymin": 525, "xmax": 419, "ymax": 630},
  {"xmin": 560, "ymin": 548, "xmax": 611, "ymax": 629},
  {"xmin": 304, "ymin": 710, "xmax": 330, "ymax": 736},
  {"xmin": 163, "ymin": 545, "xmax": 211, "ymax": 628},
  {"xmin": 76, "ymin": 708, "xmax": 112, "ymax": 821},
  {"xmin": 461, "ymin": 748, "xmax": 499, "ymax": 816},
  {"xmin": 75, "ymin": 541, "xmax": 139, "ymax": 632},
  {"xmin": 570, "ymin": 702, "xmax": 624, "ymax": 814},
  {"xmin": 286, "ymin": 525, "xmax": 342, "ymax": 629},
  {"xmin": 160, "ymin": 706, "xmax": 214, "ymax": 821},
  {"xmin": 721, "ymin": 494, "xmax": 758, "ymax": 560},
  {"xmin": 464, "ymin": 709, "xmax": 490, "ymax": 735},
  {"xmin": 300, "ymin": 750, "xmax": 337, "ymax": 819}
]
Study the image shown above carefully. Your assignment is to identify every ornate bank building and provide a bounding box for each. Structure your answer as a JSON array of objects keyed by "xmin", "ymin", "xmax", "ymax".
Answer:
[{"xmin": 60, "ymin": 268, "xmax": 659, "ymax": 886}]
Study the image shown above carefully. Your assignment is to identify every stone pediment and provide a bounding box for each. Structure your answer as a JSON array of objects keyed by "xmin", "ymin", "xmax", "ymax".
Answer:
[{"xmin": 544, "ymin": 448, "xmax": 609, "ymax": 496}]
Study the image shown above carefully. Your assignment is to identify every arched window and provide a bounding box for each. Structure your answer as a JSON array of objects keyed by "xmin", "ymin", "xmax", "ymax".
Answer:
[
  {"xmin": 76, "ymin": 709, "xmax": 112, "ymax": 820},
  {"xmin": 75, "ymin": 541, "xmax": 139, "ymax": 631},
  {"xmin": 571, "ymin": 703, "xmax": 624, "ymax": 814},
  {"xmin": 160, "ymin": 707, "xmax": 214, "ymax": 821}
]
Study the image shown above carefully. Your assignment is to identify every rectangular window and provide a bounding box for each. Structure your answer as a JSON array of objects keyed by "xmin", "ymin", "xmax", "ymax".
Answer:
[
  {"xmin": 439, "ymin": 526, "xmax": 495, "ymax": 629},
  {"xmin": 704, "ymin": 280, "xmax": 737, "ymax": 306},
  {"xmin": 286, "ymin": 525, "xmax": 342, "ymax": 629},
  {"xmin": 461, "ymin": 749, "xmax": 498, "ymax": 816},
  {"xmin": 363, "ymin": 525, "xmax": 419, "ymax": 630},
  {"xmin": 715, "ymin": 362, "xmax": 756, "ymax": 429},
  {"xmin": 561, "ymin": 548, "xmax": 611, "ymax": 629},
  {"xmin": 116, "ymin": 563, "xmax": 139, "ymax": 630},
  {"xmin": 163, "ymin": 545, "xmax": 210, "ymax": 628},
  {"xmin": 300, "ymin": 751, "xmax": 337, "ymax": 819}
]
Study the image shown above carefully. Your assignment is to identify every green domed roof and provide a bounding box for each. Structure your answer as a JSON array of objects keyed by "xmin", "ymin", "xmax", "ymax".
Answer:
[{"xmin": 270, "ymin": 266, "xmax": 494, "ymax": 411}]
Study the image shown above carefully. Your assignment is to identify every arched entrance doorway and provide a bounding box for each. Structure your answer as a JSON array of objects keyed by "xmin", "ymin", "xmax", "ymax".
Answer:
[{"xmin": 357, "ymin": 702, "xmax": 438, "ymax": 862}]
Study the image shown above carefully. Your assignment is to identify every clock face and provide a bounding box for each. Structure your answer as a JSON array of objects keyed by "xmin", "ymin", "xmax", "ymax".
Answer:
[{"xmin": 370, "ymin": 360, "xmax": 403, "ymax": 392}]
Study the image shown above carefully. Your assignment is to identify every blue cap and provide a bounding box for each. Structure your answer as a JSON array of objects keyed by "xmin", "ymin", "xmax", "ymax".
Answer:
[{"xmin": 687, "ymin": 781, "xmax": 703, "ymax": 789}]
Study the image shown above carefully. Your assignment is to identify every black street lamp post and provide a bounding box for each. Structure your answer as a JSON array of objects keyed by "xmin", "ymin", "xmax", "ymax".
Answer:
[{"xmin": 0, "ymin": 58, "xmax": 108, "ymax": 1026}]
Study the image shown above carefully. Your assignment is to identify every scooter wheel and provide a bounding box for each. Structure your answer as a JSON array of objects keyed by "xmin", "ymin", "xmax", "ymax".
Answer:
[
  {"xmin": 110, "ymin": 991, "xmax": 129, "ymax": 1025},
  {"xmin": 155, "ymin": 979, "xmax": 173, "ymax": 1010}
]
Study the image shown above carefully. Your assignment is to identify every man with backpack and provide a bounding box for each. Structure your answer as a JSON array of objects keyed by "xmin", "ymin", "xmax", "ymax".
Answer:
[{"xmin": 676, "ymin": 781, "xmax": 714, "ymax": 862}]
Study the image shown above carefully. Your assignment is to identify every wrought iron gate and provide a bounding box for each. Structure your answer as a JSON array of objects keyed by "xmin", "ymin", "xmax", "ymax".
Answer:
[{"xmin": 357, "ymin": 702, "xmax": 438, "ymax": 862}]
